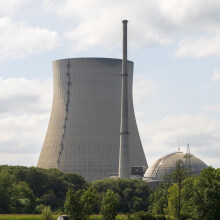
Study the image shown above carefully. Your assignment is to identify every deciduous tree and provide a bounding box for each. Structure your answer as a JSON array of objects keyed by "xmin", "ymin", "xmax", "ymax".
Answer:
[
  {"xmin": 64, "ymin": 189, "xmax": 84, "ymax": 220},
  {"xmin": 193, "ymin": 167, "xmax": 220, "ymax": 219},
  {"xmin": 100, "ymin": 189, "xmax": 118, "ymax": 220},
  {"xmin": 0, "ymin": 169, "xmax": 16, "ymax": 213}
]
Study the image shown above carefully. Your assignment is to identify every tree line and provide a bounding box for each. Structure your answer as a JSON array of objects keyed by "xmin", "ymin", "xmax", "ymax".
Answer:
[
  {"xmin": 0, "ymin": 165, "xmax": 87, "ymax": 213},
  {"xmin": 0, "ymin": 164, "xmax": 219, "ymax": 219},
  {"xmin": 149, "ymin": 165, "xmax": 220, "ymax": 220}
]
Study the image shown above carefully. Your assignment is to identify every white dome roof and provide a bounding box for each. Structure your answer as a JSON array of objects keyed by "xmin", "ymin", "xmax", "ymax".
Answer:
[{"xmin": 144, "ymin": 152, "xmax": 208, "ymax": 181}]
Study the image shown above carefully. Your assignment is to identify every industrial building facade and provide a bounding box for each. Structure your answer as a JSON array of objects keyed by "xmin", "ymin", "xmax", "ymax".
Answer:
[{"xmin": 37, "ymin": 58, "xmax": 147, "ymax": 181}]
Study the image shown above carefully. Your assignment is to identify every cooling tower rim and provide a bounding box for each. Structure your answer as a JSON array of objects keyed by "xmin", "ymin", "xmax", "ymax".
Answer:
[{"xmin": 53, "ymin": 57, "xmax": 134, "ymax": 64}]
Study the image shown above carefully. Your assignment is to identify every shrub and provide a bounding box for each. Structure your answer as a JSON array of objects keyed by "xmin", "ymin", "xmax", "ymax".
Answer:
[
  {"xmin": 155, "ymin": 215, "xmax": 166, "ymax": 220},
  {"xmin": 133, "ymin": 211, "xmax": 156, "ymax": 220},
  {"xmin": 34, "ymin": 204, "xmax": 47, "ymax": 214},
  {"xmin": 41, "ymin": 206, "xmax": 53, "ymax": 220}
]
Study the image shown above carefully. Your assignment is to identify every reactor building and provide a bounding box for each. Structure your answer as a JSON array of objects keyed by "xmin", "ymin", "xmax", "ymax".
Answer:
[
  {"xmin": 144, "ymin": 151, "xmax": 208, "ymax": 182},
  {"xmin": 37, "ymin": 57, "xmax": 147, "ymax": 181}
]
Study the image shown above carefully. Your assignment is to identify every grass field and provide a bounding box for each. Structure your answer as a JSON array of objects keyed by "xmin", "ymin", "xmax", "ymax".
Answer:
[
  {"xmin": 0, "ymin": 214, "xmax": 169, "ymax": 220},
  {"xmin": 90, "ymin": 215, "xmax": 129, "ymax": 219},
  {"xmin": 0, "ymin": 214, "xmax": 129, "ymax": 220},
  {"xmin": 0, "ymin": 214, "xmax": 58, "ymax": 220}
]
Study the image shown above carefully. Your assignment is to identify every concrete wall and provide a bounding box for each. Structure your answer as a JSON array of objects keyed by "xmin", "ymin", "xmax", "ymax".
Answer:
[{"xmin": 37, "ymin": 58, "xmax": 147, "ymax": 182}]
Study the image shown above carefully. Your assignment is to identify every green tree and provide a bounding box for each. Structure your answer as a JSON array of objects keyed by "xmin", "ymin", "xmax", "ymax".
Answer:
[
  {"xmin": 181, "ymin": 176, "xmax": 197, "ymax": 218},
  {"xmin": 170, "ymin": 160, "xmax": 188, "ymax": 220},
  {"xmin": 63, "ymin": 172, "xmax": 88, "ymax": 191},
  {"xmin": 148, "ymin": 182, "xmax": 171, "ymax": 215},
  {"xmin": 41, "ymin": 206, "xmax": 53, "ymax": 220},
  {"xmin": 10, "ymin": 181, "xmax": 36, "ymax": 213},
  {"xmin": 166, "ymin": 166, "xmax": 220, "ymax": 220},
  {"xmin": 92, "ymin": 178, "xmax": 151, "ymax": 213},
  {"xmin": 81, "ymin": 187, "xmax": 99, "ymax": 218},
  {"xmin": 193, "ymin": 167, "xmax": 220, "ymax": 219},
  {"xmin": 64, "ymin": 189, "xmax": 84, "ymax": 220},
  {"xmin": 0, "ymin": 165, "xmax": 87, "ymax": 211},
  {"xmin": 166, "ymin": 184, "xmax": 179, "ymax": 217},
  {"xmin": 100, "ymin": 189, "xmax": 119, "ymax": 220},
  {"xmin": 0, "ymin": 169, "xmax": 16, "ymax": 213},
  {"xmin": 132, "ymin": 197, "xmax": 144, "ymax": 212},
  {"xmin": 40, "ymin": 189, "xmax": 57, "ymax": 210}
]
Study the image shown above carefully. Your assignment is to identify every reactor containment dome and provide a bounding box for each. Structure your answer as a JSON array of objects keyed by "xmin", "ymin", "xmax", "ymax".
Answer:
[
  {"xmin": 37, "ymin": 58, "xmax": 147, "ymax": 182},
  {"xmin": 144, "ymin": 151, "xmax": 207, "ymax": 181}
]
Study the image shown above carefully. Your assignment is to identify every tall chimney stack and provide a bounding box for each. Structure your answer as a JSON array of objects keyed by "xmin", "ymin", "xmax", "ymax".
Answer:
[{"xmin": 118, "ymin": 20, "xmax": 130, "ymax": 178}]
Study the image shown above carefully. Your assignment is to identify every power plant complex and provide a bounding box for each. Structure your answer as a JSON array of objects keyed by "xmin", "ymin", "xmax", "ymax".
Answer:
[
  {"xmin": 37, "ymin": 21, "xmax": 207, "ymax": 182},
  {"xmin": 37, "ymin": 21, "xmax": 148, "ymax": 181}
]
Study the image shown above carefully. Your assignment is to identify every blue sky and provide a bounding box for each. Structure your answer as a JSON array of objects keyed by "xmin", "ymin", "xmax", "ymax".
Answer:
[{"xmin": 0, "ymin": 0, "xmax": 219, "ymax": 168}]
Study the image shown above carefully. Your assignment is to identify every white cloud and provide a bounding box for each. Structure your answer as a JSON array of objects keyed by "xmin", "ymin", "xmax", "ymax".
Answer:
[
  {"xmin": 43, "ymin": 0, "xmax": 220, "ymax": 57},
  {"xmin": 202, "ymin": 104, "xmax": 220, "ymax": 112},
  {"xmin": 133, "ymin": 75, "xmax": 158, "ymax": 105},
  {"xmin": 0, "ymin": 77, "xmax": 52, "ymax": 114},
  {"xmin": 0, "ymin": 17, "xmax": 59, "ymax": 60},
  {"xmin": 133, "ymin": 75, "xmax": 158, "ymax": 118},
  {"xmin": 211, "ymin": 69, "xmax": 220, "ymax": 82},
  {"xmin": 175, "ymin": 35, "xmax": 220, "ymax": 58},
  {"xmin": 0, "ymin": 153, "xmax": 39, "ymax": 167},
  {"xmin": 44, "ymin": 0, "xmax": 173, "ymax": 51},
  {"xmin": 156, "ymin": 0, "xmax": 220, "ymax": 28},
  {"xmin": 0, "ymin": 0, "xmax": 29, "ymax": 14},
  {"xmin": 0, "ymin": 77, "xmax": 52, "ymax": 166},
  {"xmin": 138, "ymin": 114, "xmax": 220, "ymax": 168}
]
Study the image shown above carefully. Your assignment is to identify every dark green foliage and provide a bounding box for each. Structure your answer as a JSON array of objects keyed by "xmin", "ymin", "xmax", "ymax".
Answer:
[
  {"xmin": 169, "ymin": 160, "xmax": 188, "ymax": 220},
  {"xmin": 40, "ymin": 189, "xmax": 57, "ymax": 209},
  {"xmin": 64, "ymin": 189, "xmax": 84, "ymax": 219},
  {"xmin": 34, "ymin": 203, "xmax": 48, "ymax": 214},
  {"xmin": 0, "ymin": 169, "xmax": 16, "ymax": 213},
  {"xmin": 92, "ymin": 179, "xmax": 151, "ymax": 213},
  {"xmin": 165, "ymin": 166, "xmax": 220, "ymax": 220},
  {"xmin": 155, "ymin": 216, "xmax": 166, "ymax": 220},
  {"xmin": 81, "ymin": 187, "xmax": 99, "ymax": 217},
  {"xmin": 100, "ymin": 189, "xmax": 119, "ymax": 220},
  {"xmin": 177, "ymin": 167, "xmax": 220, "ymax": 220},
  {"xmin": 10, "ymin": 181, "xmax": 36, "ymax": 214},
  {"xmin": 165, "ymin": 162, "xmax": 195, "ymax": 219},
  {"xmin": 148, "ymin": 183, "xmax": 171, "ymax": 215},
  {"xmin": 166, "ymin": 183, "xmax": 179, "ymax": 217},
  {"xmin": 0, "ymin": 164, "xmax": 219, "ymax": 219},
  {"xmin": 0, "ymin": 165, "xmax": 87, "ymax": 213},
  {"xmin": 41, "ymin": 206, "xmax": 53, "ymax": 220},
  {"xmin": 63, "ymin": 172, "xmax": 88, "ymax": 191},
  {"xmin": 181, "ymin": 176, "xmax": 197, "ymax": 218},
  {"xmin": 64, "ymin": 187, "xmax": 99, "ymax": 220},
  {"xmin": 132, "ymin": 211, "xmax": 156, "ymax": 220},
  {"xmin": 0, "ymin": 170, "xmax": 36, "ymax": 214},
  {"xmin": 193, "ymin": 167, "xmax": 220, "ymax": 219}
]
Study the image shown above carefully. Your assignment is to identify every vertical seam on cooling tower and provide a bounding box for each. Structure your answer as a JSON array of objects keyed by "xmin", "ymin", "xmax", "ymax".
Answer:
[{"xmin": 57, "ymin": 59, "xmax": 71, "ymax": 168}]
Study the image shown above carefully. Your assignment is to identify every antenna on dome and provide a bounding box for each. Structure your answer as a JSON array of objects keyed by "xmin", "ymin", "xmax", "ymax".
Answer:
[
  {"xmin": 186, "ymin": 143, "xmax": 190, "ymax": 155},
  {"xmin": 185, "ymin": 143, "xmax": 191, "ymax": 174}
]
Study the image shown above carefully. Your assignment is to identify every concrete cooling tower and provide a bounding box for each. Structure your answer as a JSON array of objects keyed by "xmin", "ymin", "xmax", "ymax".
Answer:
[{"xmin": 37, "ymin": 58, "xmax": 147, "ymax": 181}]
